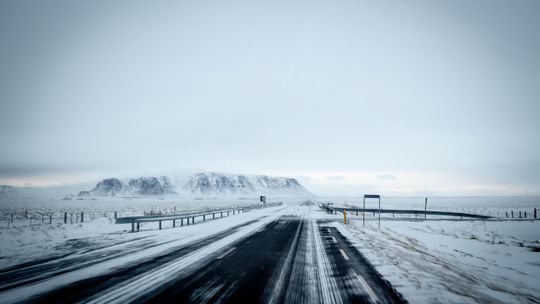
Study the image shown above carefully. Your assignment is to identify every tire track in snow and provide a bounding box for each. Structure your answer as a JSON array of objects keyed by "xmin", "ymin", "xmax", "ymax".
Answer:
[{"xmin": 2, "ymin": 218, "xmax": 265, "ymax": 303}]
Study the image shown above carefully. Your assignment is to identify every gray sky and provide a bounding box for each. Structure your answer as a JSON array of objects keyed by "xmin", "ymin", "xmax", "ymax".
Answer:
[{"xmin": 1, "ymin": 0, "xmax": 539, "ymax": 195}]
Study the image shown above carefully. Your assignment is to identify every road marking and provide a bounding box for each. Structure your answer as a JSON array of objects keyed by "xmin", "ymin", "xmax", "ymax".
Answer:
[
  {"xmin": 339, "ymin": 249, "xmax": 349, "ymax": 261},
  {"xmin": 217, "ymin": 247, "xmax": 236, "ymax": 259},
  {"xmin": 354, "ymin": 272, "xmax": 380, "ymax": 303},
  {"xmin": 331, "ymin": 236, "xmax": 337, "ymax": 243}
]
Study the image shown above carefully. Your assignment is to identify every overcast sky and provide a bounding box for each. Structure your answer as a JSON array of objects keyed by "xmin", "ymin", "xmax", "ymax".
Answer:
[{"xmin": 1, "ymin": 0, "xmax": 539, "ymax": 196}]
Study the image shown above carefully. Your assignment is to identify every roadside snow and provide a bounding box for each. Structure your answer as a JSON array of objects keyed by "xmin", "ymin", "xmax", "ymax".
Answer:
[
  {"xmin": 0, "ymin": 198, "xmax": 289, "ymax": 268},
  {"xmin": 335, "ymin": 217, "xmax": 540, "ymax": 303},
  {"xmin": 0, "ymin": 203, "xmax": 300, "ymax": 303}
]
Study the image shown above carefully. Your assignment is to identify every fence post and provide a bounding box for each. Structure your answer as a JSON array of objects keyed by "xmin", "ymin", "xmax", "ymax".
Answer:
[
  {"xmin": 344, "ymin": 209, "xmax": 347, "ymax": 224},
  {"xmin": 159, "ymin": 221, "xmax": 162, "ymax": 230},
  {"xmin": 511, "ymin": 210, "xmax": 514, "ymax": 218},
  {"xmin": 535, "ymin": 208, "xmax": 537, "ymax": 219},
  {"xmin": 49, "ymin": 214, "xmax": 52, "ymax": 224},
  {"xmin": 173, "ymin": 219, "xmax": 176, "ymax": 227},
  {"xmin": 64, "ymin": 212, "xmax": 67, "ymax": 224},
  {"xmin": 114, "ymin": 211, "xmax": 117, "ymax": 219},
  {"xmin": 506, "ymin": 211, "xmax": 508, "ymax": 218},
  {"xmin": 81, "ymin": 212, "xmax": 84, "ymax": 223},
  {"xmin": 137, "ymin": 222, "xmax": 140, "ymax": 231},
  {"xmin": 131, "ymin": 222, "xmax": 135, "ymax": 232},
  {"xmin": 525, "ymin": 211, "xmax": 527, "ymax": 218},
  {"xmin": 519, "ymin": 211, "xmax": 522, "ymax": 218},
  {"xmin": 425, "ymin": 197, "xmax": 428, "ymax": 219}
]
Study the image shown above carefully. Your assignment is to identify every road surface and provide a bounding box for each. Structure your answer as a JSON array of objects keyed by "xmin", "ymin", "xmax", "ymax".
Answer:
[{"xmin": 0, "ymin": 202, "xmax": 405, "ymax": 303}]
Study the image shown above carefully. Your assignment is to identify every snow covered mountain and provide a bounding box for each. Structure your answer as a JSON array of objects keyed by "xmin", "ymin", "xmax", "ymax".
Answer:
[
  {"xmin": 79, "ymin": 176, "xmax": 176, "ymax": 197},
  {"xmin": 0, "ymin": 185, "xmax": 18, "ymax": 199},
  {"xmin": 182, "ymin": 172, "xmax": 312, "ymax": 197},
  {"xmin": 78, "ymin": 172, "xmax": 312, "ymax": 198}
]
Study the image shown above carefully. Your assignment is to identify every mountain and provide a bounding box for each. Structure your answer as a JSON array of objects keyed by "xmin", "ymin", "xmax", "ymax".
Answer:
[
  {"xmin": 182, "ymin": 172, "xmax": 312, "ymax": 197},
  {"xmin": 80, "ymin": 176, "xmax": 176, "ymax": 197},
  {"xmin": 0, "ymin": 185, "xmax": 18, "ymax": 199},
  {"xmin": 79, "ymin": 172, "xmax": 312, "ymax": 198}
]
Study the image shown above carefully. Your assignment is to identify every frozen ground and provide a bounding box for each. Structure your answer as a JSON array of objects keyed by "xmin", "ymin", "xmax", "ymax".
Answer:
[
  {"xmin": 327, "ymin": 196, "xmax": 540, "ymax": 218},
  {"xmin": 0, "ymin": 202, "xmax": 403, "ymax": 303},
  {"xmin": 334, "ymin": 216, "xmax": 540, "ymax": 303},
  {"xmin": 0, "ymin": 197, "xmax": 539, "ymax": 303},
  {"xmin": 0, "ymin": 197, "xmax": 286, "ymax": 267}
]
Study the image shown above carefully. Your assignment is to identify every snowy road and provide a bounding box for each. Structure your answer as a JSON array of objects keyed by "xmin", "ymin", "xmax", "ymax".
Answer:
[{"xmin": 0, "ymin": 202, "xmax": 405, "ymax": 303}]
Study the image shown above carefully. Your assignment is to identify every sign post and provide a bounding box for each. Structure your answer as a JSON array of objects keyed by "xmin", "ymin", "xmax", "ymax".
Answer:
[{"xmin": 363, "ymin": 194, "xmax": 381, "ymax": 228}]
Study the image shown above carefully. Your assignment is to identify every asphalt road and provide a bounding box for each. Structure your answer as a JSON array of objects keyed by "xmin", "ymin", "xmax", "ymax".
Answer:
[{"xmin": 1, "ymin": 205, "xmax": 406, "ymax": 304}]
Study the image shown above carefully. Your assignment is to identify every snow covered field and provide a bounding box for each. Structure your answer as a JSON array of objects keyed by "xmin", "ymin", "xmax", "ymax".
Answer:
[
  {"xmin": 0, "ymin": 196, "xmax": 539, "ymax": 303},
  {"xmin": 326, "ymin": 196, "xmax": 540, "ymax": 218},
  {"xmin": 334, "ymin": 216, "xmax": 540, "ymax": 303},
  {"xmin": 0, "ymin": 197, "xmax": 286, "ymax": 267}
]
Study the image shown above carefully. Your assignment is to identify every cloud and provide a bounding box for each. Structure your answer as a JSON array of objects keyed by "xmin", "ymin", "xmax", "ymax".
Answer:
[
  {"xmin": 327, "ymin": 175, "xmax": 347, "ymax": 181},
  {"xmin": 377, "ymin": 174, "xmax": 397, "ymax": 180}
]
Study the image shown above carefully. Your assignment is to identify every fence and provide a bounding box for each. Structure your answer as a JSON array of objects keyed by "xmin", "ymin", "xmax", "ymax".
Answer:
[
  {"xmin": 116, "ymin": 202, "xmax": 283, "ymax": 232},
  {"xmin": 320, "ymin": 203, "xmax": 496, "ymax": 220}
]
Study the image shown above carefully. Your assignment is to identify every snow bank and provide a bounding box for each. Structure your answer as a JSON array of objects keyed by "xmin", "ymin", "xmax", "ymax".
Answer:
[{"xmin": 335, "ymin": 218, "xmax": 540, "ymax": 303}]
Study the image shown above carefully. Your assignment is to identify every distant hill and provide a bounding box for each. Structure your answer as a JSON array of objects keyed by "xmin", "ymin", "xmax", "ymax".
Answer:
[
  {"xmin": 182, "ymin": 172, "xmax": 312, "ymax": 197},
  {"xmin": 79, "ymin": 172, "xmax": 313, "ymax": 198},
  {"xmin": 0, "ymin": 185, "xmax": 18, "ymax": 199},
  {"xmin": 79, "ymin": 176, "xmax": 176, "ymax": 197}
]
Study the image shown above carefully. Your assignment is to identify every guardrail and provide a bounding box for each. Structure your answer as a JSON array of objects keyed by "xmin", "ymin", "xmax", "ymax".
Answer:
[
  {"xmin": 320, "ymin": 203, "xmax": 492, "ymax": 220},
  {"xmin": 116, "ymin": 202, "xmax": 283, "ymax": 232}
]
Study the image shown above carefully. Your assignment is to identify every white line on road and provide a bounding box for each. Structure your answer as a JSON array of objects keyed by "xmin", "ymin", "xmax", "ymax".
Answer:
[
  {"xmin": 353, "ymin": 272, "xmax": 379, "ymax": 304},
  {"xmin": 331, "ymin": 236, "xmax": 337, "ymax": 243},
  {"xmin": 217, "ymin": 247, "xmax": 236, "ymax": 259},
  {"xmin": 339, "ymin": 249, "xmax": 349, "ymax": 261}
]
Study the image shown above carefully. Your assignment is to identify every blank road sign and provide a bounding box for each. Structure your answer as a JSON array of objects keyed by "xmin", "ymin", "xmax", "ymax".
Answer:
[{"xmin": 364, "ymin": 194, "xmax": 380, "ymax": 199}]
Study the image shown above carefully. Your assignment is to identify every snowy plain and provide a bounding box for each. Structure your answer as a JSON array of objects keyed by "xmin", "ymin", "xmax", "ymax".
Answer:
[
  {"xmin": 0, "ymin": 196, "xmax": 539, "ymax": 303},
  {"xmin": 0, "ymin": 196, "xmax": 287, "ymax": 267},
  {"xmin": 323, "ymin": 197, "xmax": 540, "ymax": 303}
]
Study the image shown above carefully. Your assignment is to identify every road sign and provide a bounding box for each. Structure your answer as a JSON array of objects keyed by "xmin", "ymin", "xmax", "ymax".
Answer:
[
  {"xmin": 363, "ymin": 194, "xmax": 381, "ymax": 229},
  {"xmin": 364, "ymin": 194, "xmax": 380, "ymax": 199}
]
